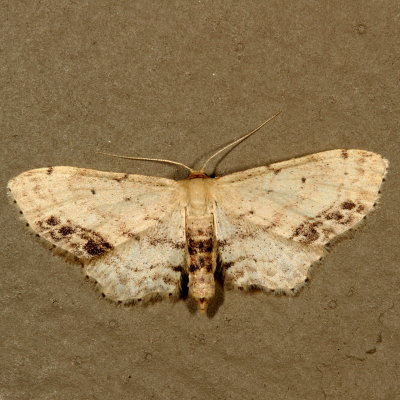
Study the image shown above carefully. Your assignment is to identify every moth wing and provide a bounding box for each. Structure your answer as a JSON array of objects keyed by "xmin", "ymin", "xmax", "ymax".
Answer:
[
  {"xmin": 8, "ymin": 167, "xmax": 186, "ymax": 259},
  {"xmin": 212, "ymin": 150, "xmax": 388, "ymax": 246},
  {"xmin": 85, "ymin": 208, "xmax": 186, "ymax": 302},
  {"xmin": 210, "ymin": 149, "xmax": 387, "ymax": 291},
  {"xmin": 214, "ymin": 206, "xmax": 323, "ymax": 292}
]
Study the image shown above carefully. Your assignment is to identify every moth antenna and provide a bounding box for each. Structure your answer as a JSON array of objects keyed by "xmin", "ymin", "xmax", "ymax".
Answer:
[
  {"xmin": 97, "ymin": 152, "xmax": 195, "ymax": 173},
  {"xmin": 200, "ymin": 111, "xmax": 282, "ymax": 172}
]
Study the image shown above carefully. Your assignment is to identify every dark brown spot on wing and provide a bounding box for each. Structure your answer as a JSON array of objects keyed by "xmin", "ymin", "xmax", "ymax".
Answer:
[
  {"xmin": 292, "ymin": 221, "xmax": 322, "ymax": 244},
  {"xmin": 342, "ymin": 200, "xmax": 356, "ymax": 210},
  {"xmin": 36, "ymin": 218, "xmax": 114, "ymax": 257},
  {"xmin": 46, "ymin": 216, "xmax": 60, "ymax": 226},
  {"xmin": 83, "ymin": 238, "xmax": 113, "ymax": 256},
  {"xmin": 47, "ymin": 167, "xmax": 54, "ymax": 175},
  {"xmin": 325, "ymin": 211, "xmax": 344, "ymax": 221},
  {"xmin": 58, "ymin": 225, "xmax": 76, "ymax": 236},
  {"xmin": 341, "ymin": 150, "xmax": 349, "ymax": 159},
  {"xmin": 356, "ymin": 205, "xmax": 365, "ymax": 213}
]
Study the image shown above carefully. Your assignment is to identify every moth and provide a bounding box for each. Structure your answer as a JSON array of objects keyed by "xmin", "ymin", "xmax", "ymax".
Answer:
[{"xmin": 8, "ymin": 114, "xmax": 388, "ymax": 313}]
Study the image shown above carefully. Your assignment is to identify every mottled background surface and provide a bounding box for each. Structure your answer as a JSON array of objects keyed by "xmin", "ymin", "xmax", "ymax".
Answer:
[{"xmin": 1, "ymin": 1, "xmax": 399, "ymax": 399}]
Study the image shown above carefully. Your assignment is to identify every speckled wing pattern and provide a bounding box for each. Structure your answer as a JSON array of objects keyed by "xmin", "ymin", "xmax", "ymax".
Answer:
[
  {"xmin": 85, "ymin": 208, "xmax": 186, "ymax": 302},
  {"xmin": 8, "ymin": 167, "xmax": 186, "ymax": 301},
  {"xmin": 212, "ymin": 150, "xmax": 388, "ymax": 292}
]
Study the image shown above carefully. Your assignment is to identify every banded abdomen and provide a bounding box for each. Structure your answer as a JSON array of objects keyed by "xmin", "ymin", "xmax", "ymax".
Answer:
[
  {"xmin": 182, "ymin": 177, "xmax": 216, "ymax": 312},
  {"xmin": 186, "ymin": 214, "xmax": 216, "ymax": 311}
]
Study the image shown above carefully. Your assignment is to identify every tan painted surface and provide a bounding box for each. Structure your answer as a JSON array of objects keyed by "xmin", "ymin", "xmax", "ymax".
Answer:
[{"xmin": 2, "ymin": 2, "xmax": 399, "ymax": 399}]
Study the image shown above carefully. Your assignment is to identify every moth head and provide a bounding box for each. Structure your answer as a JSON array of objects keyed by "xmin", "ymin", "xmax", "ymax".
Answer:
[{"xmin": 185, "ymin": 171, "xmax": 209, "ymax": 180}]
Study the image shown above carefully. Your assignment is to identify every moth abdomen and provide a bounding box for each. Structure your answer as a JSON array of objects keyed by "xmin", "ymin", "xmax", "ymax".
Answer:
[
  {"xmin": 188, "ymin": 238, "xmax": 214, "ymax": 255},
  {"xmin": 185, "ymin": 214, "xmax": 217, "ymax": 312}
]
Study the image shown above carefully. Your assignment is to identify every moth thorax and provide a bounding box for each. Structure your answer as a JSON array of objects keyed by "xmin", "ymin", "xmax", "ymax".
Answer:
[{"xmin": 185, "ymin": 178, "xmax": 212, "ymax": 216}]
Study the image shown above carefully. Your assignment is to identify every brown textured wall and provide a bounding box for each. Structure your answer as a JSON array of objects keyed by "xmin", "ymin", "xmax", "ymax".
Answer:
[{"xmin": 1, "ymin": 1, "xmax": 399, "ymax": 399}]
